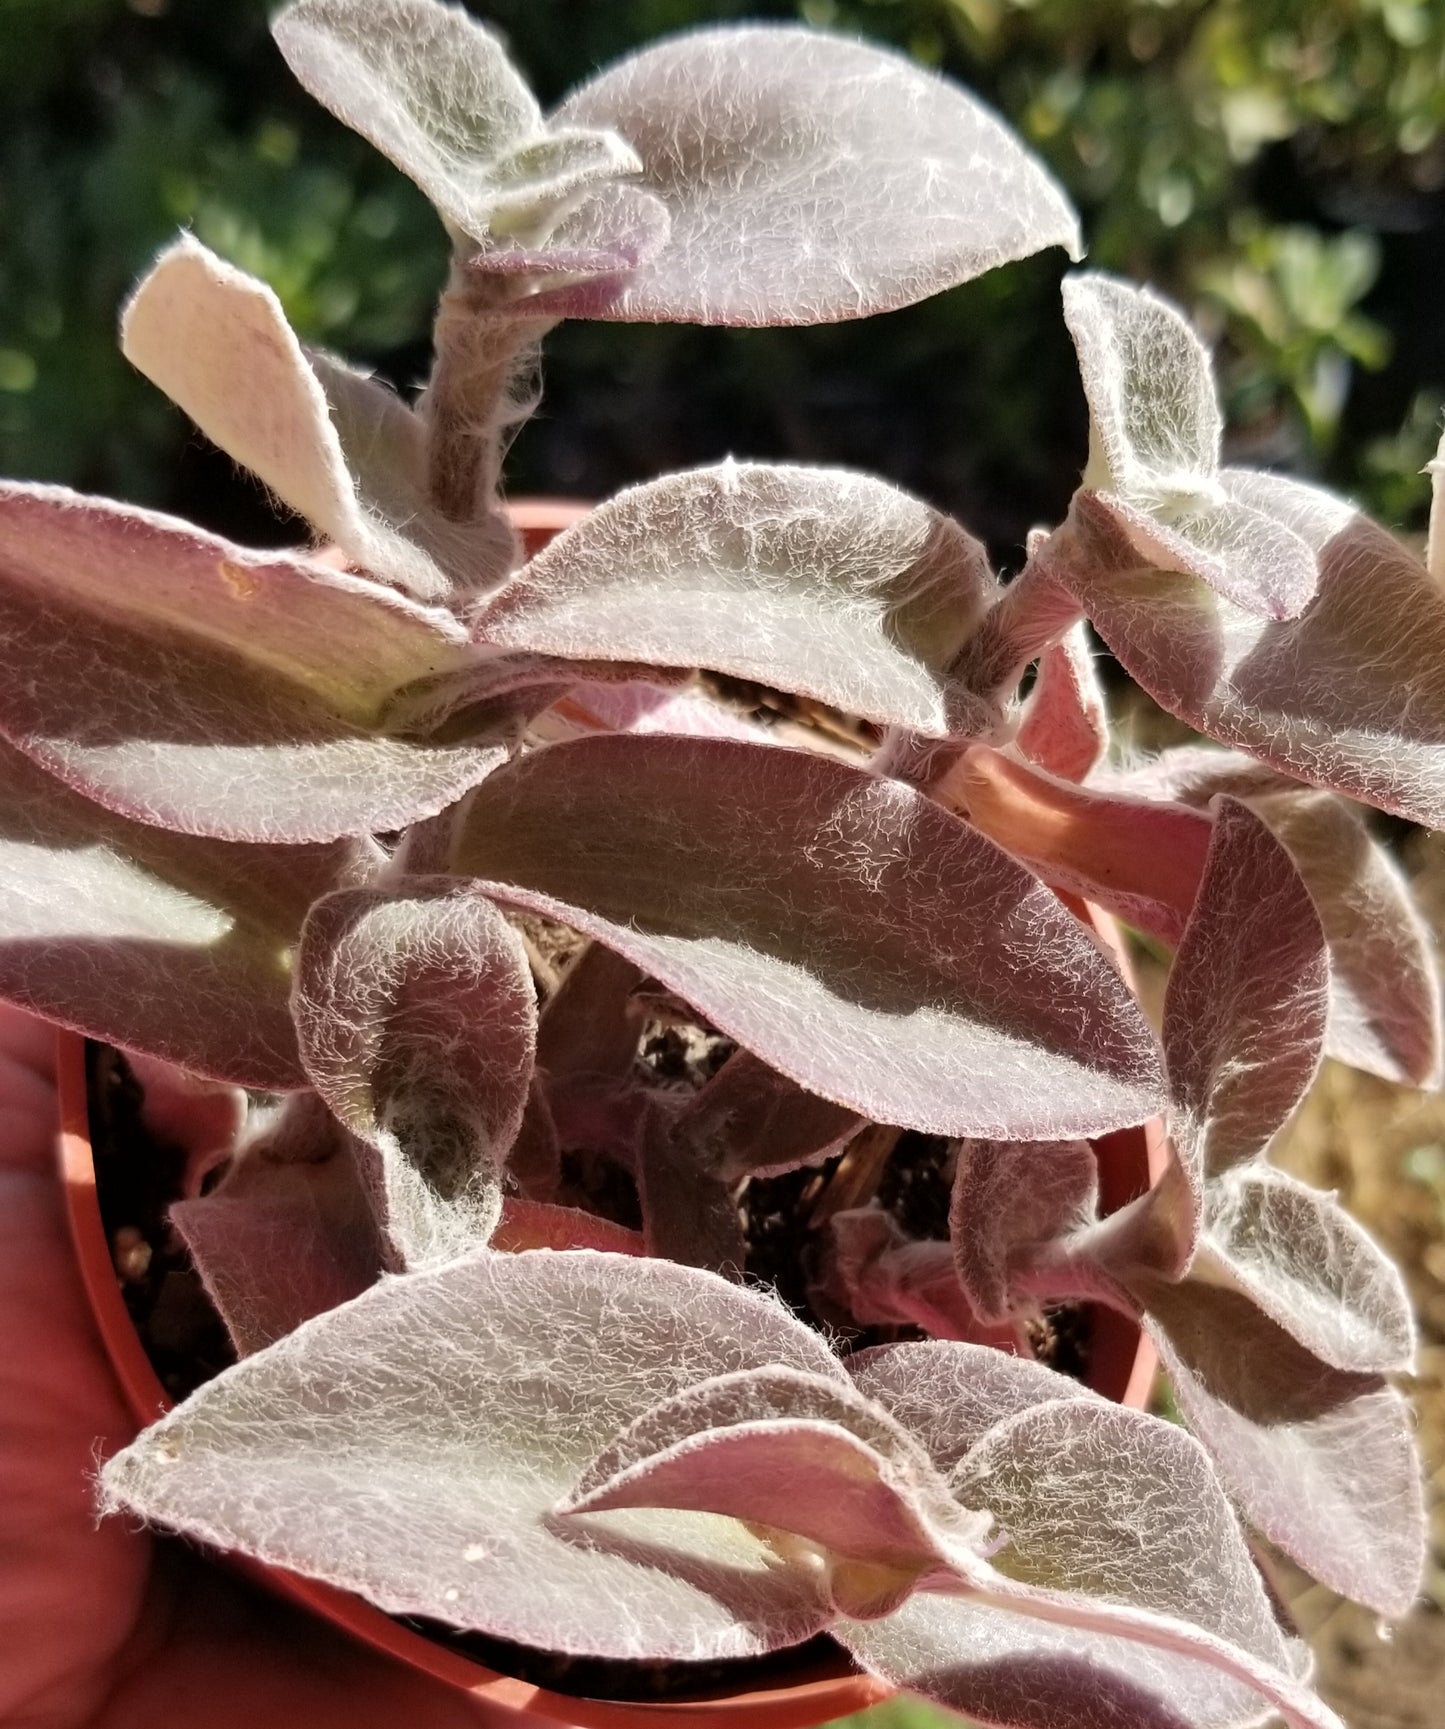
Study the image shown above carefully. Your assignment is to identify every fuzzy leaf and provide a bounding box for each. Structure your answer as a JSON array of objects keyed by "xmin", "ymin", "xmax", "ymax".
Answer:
[
  {"xmin": 122, "ymin": 237, "xmax": 517, "ymax": 602},
  {"xmin": 821, "ymin": 1210, "xmax": 1022, "ymax": 1348},
  {"xmin": 1139, "ymin": 1275, "xmax": 1426, "ymax": 1616},
  {"xmin": 1105, "ymin": 754, "xmax": 1442, "ymax": 1088},
  {"xmin": 1016, "ymin": 624, "xmax": 1109, "ymax": 782},
  {"xmin": 542, "ymin": 680, "xmax": 777, "ymax": 745},
  {"xmin": 475, "ymin": 463, "xmax": 1000, "ymax": 735},
  {"xmin": 448, "ymin": 735, "xmax": 1165, "ymax": 1139},
  {"xmin": 936, "ymin": 745, "xmax": 1212, "ymax": 943},
  {"xmin": 0, "ymin": 740, "xmax": 376, "ymax": 1087},
  {"xmin": 636, "ymin": 1105, "xmax": 746, "ymax": 1274},
  {"xmin": 101, "ymin": 1251, "xmax": 845, "ymax": 1659},
  {"xmin": 1164, "ymin": 799, "xmax": 1329, "ymax": 1202},
  {"xmin": 490, "ymin": 1196, "xmax": 643, "ymax": 1256},
  {"xmin": 294, "ymin": 878, "xmax": 535, "ymax": 1270},
  {"xmin": 1197, "ymin": 1168, "xmax": 1415, "ymax": 1375},
  {"xmin": 1245, "ymin": 790, "xmax": 1442, "ymax": 1088},
  {"xmin": 171, "ymin": 1094, "xmax": 384, "ymax": 1354},
  {"xmin": 0, "ymin": 481, "xmax": 504, "ymax": 841},
  {"xmin": 1062, "ymin": 275, "xmax": 1316, "ymax": 620},
  {"xmin": 847, "ymin": 1341, "xmax": 1102, "ymax": 1479},
  {"xmin": 1065, "ymin": 497, "xmax": 1445, "ymax": 829},
  {"xmin": 673, "ymin": 1049, "xmax": 861, "ymax": 1183},
  {"xmin": 549, "ymin": 27, "xmax": 1080, "ymax": 325},
  {"xmin": 272, "ymin": 0, "xmax": 637, "ymax": 242},
  {"xmin": 562, "ymin": 1365, "xmax": 988, "ymax": 1616},
  {"xmin": 950, "ymin": 1139, "xmax": 1099, "ymax": 1325}
]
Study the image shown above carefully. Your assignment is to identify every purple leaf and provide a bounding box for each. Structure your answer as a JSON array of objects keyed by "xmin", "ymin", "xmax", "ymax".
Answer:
[
  {"xmin": 936, "ymin": 744, "xmax": 1213, "ymax": 943},
  {"xmin": 1016, "ymin": 624, "xmax": 1109, "ymax": 782},
  {"xmin": 1164, "ymin": 799, "xmax": 1329, "ymax": 1201},
  {"xmin": 1062, "ymin": 275, "xmax": 1318, "ymax": 620},
  {"xmin": 447, "ymin": 735, "xmax": 1165, "ymax": 1138},
  {"xmin": 550, "ymin": 27, "xmax": 1080, "ymax": 325},
  {"xmin": 1063, "ymin": 496, "xmax": 1445, "ymax": 829},
  {"xmin": 635, "ymin": 1104, "xmax": 746, "ymax": 1274},
  {"xmin": 950, "ymin": 1139, "xmax": 1099, "ymax": 1325},
  {"xmin": 0, "ymin": 739, "xmax": 378, "ymax": 1087},
  {"xmin": 1139, "ymin": 1275, "xmax": 1425, "ymax": 1616},
  {"xmin": 847, "ymin": 1340, "xmax": 1102, "ymax": 1478},
  {"xmin": 122, "ymin": 237, "xmax": 517, "ymax": 602},
  {"xmin": 172, "ymin": 1094, "xmax": 384, "ymax": 1354},
  {"xmin": 1105, "ymin": 752, "xmax": 1442, "ymax": 1088},
  {"xmin": 272, "ymin": 0, "xmax": 638, "ymax": 243},
  {"xmin": 542, "ymin": 680, "xmax": 777, "ymax": 745},
  {"xmin": 821, "ymin": 1209, "xmax": 1024, "ymax": 1348},
  {"xmin": 1197, "ymin": 1167, "xmax": 1415, "ymax": 1374},
  {"xmin": 672, "ymin": 1049, "xmax": 861, "ymax": 1182},
  {"xmin": 475, "ymin": 463, "xmax": 1001, "ymax": 735},
  {"xmin": 101, "ymin": 1250, "xmax": 844, "ymax": 1659},
  {"xmin": 294, "ymin": 878, "xmax": 536, "ymax": 1269},
  {"xmin": 842, "ymin": 1398, "xmax": 1322, "ymax": 1729},
  {"xmin": 489, "ymin": 1196, "xmax": 643, "ymax": 1256},
  {"xmin": 561, "ymin": 1365, "xmax": 988, "ymax": 1617},
  {"xmin": 0, "ymin": 481, "xmax": 505, "ymax": 842}
]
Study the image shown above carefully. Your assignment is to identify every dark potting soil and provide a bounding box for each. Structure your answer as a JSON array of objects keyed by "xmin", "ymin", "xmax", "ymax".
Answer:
[{"xmin": 87, "ymin": 1039, "xmax": 1093, "ymax": 1700}]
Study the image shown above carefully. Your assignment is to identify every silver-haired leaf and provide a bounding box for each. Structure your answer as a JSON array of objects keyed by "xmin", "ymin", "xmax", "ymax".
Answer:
[
  {"xmin": 272, "ymin": 0, "xmax": 637, "ymax": 242},
  {"xmin": 475, "ymin": 463, "xmax": 1000, "ymax": 736},
  {"xmin": 448, "ymin": 735, "xmax": 1165, "ymax": 1139},
  {"xmin": 0, "ymin": 482, "xmax": 503, "ymax": 841},
  {"xmin": 101, "ymin": 1251, "xmax": 843, "ymax": 1659},
  {"xmin": 1016, "ymin": 623, "xmax": 1109, "ymax": 782},
  {"xmin": 950, "ymin": 1139, "xmax": 1099, "ymax": 1325},
  {"xmin": 172, "ymin": 1094, "xmax": 384, "ymax": 1353},
  {"xmin": 549, "ymin": 27, "xmax": 1080, "ymax": 325},
  {"xmin": 1065, "ymin": 498, "xmax": 1445, "ymax": 830},
  {"xmin": 1164, "ymin": 800, "xmax": 1329, "ymax": 1206},
  {"xmin": 123, "ymin": 238, "xmax": 516, "ymax": 602},
  {"xmin": 1198, "ymin": 1167, "xmax": 1415, "ymax": 1375},
  {"xmin": 294, "ymin": 878, "xmax": 535, "ymax": 1270},
  {"xmin": 1140, "ymin": 1274, "xmax": 1426, "ymax": 1617},
  {"xmin": 1062, "ymin": 275, "xmax": 1317, "ymax": 620},
  {"xmin": 0, "ymin": 740, "xmax": 378, "ymax": 1087}
]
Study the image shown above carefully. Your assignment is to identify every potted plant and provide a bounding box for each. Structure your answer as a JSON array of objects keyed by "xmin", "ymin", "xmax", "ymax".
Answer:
[{"xmin": 2, "ymin": 3, "xmax": 1441, "ymax": 1726}]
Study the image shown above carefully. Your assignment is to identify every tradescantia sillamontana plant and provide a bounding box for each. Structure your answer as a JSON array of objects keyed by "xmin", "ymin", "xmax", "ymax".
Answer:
[{"xmin": 0, "ymin": 4, "xmax": 1440, "ymax": 1726}]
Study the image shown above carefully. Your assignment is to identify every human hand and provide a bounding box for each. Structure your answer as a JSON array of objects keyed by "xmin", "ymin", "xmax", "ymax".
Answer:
[{"xmin": 0, "ymin": 1006, "xmax": 514, "ymax": 1729}]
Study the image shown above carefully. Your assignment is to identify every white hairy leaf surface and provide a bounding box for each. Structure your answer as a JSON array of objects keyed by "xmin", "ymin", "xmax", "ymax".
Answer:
[
  {"xmin": 122, "ymin": 238, "xmax": 516, "ymax": 602},
  {"xmin": 0, "ymin": 740, "xmax": 378, "ymax": 1087},
  {"xmin": 823, "ymin": 1210, "xmax": 1019, "ymax": 1345},
  {"xmin": 1197, "ymin": 1167, "xmax": 1415, "ymax": 1375},
  {"xmin": 672, "ymin": 1049, "xmax": 861, "ymax": 1182},
  {"xmin": 1062, "ymin": 275, "xmax": 1317, "ymax": 620},
  {"xmin": 449, "ymin": 735, "xmax": 1165, "ymax": 1138},
  {"xmin": 0, "ymin": 482, "xmax": 503, "ymax": 841},
  {"xmin": 100, "ymin": 1251, "xmax": 845, "ymax": 1658},
  {"xmin": 171, "ymin": 1094, "xmax": 384, "ymax": 1354},
  {"xmin": 1104, "ymin": 753, "xmax": 1442, "ymax": 1087},
  {"xmin": 1139, "ymin": 1275, "xmax": 1426, "ymax": 1616},
  {"xmin": 544, "ymin": 680, "xmax": 777, "ymax": 746},
  {"xmin": 1015, "ymin": 623, "xmax": 1109, "ymax": 782},
  {"xmin": 1245, "ymin": 790, "xmax": 1442, "ymax": 1087},
  {"xmin": 273, "ymin": 0, "xmax": 638, "ymax": 241},
  {"xmin": 1163, "ymin": 799, "xmax": 1330, "ymax": 1203},
  {"xmin": 550, "ymin": 27, "xmax": 1081, "ymax": 325},
  {"xmin": 1065, "ymin": 496, "xmax": 1445, "ymax": 829},
  {"xmin": 846, "ymin": 1340, "xmax": 1103, "ymax": 1479},
  {"xmin": 842, "ymin": 1350, "xmax": 1332, "ymax": 1729},
  {"xmin": 294, "ymin": 878, "xmax": 535, "ymax": 1270},
  {"xmin": 476, "ymin": 463, "xmax": 1000, "ymax": 734},
  {"xmin": 934, "ymin": 745, "xmax": 1213, "ymax": 943},
  {"xmin": 562, "ymin": 1365, "xmax": 989, "ymax": 1616},
  {"xmin": 950, "ymin": 1139, "xmax": 1099, "ymax": 1324}
]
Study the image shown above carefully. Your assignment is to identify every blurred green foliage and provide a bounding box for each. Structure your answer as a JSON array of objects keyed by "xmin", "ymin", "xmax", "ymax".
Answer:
[{"xmin": 3, "ymin": 0, "xmax": 1445, "ymax": 553}]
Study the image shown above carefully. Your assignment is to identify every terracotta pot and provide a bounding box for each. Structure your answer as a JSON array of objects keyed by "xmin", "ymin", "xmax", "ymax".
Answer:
[{"xmin": 52, "ymin": 498, "xmax": 1167, "ymax": 1725}]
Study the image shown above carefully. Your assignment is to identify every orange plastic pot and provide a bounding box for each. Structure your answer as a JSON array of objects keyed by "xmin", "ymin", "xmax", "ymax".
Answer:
[{"xmin": 53, "ymin": 499, "xmax": 1167, "ymax": 1726}]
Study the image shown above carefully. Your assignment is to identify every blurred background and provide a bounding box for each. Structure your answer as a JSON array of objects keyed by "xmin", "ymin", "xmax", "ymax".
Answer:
[{"xmin": 3, "ymin": 1, "xmax": 1445, "ymax": 1724}]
